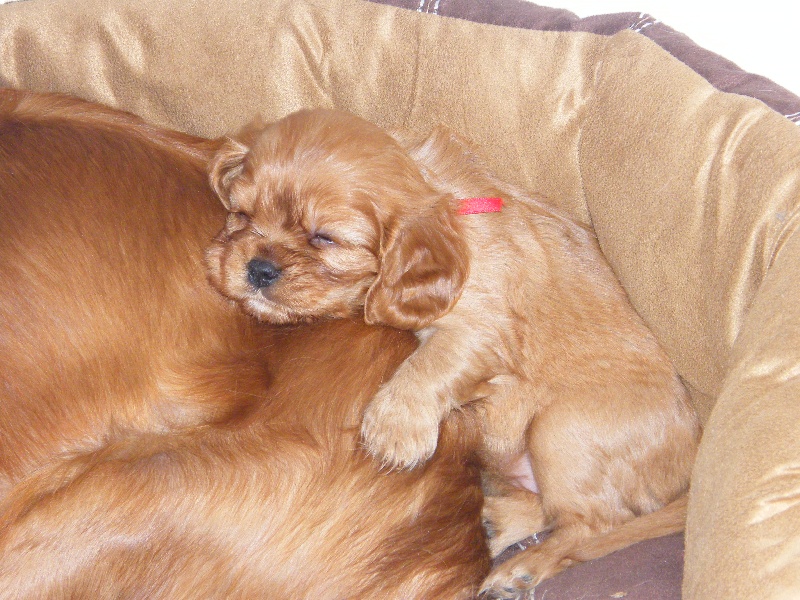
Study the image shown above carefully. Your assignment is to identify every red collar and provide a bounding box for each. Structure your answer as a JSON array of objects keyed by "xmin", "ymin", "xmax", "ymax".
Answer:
[{"xmin": 457, "ymin": 197, "xmax": 504, "ymax": 215}]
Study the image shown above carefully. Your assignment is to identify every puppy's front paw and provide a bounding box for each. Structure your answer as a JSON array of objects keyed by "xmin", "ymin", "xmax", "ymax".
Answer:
[{"xmin": 361, "ymin": 386, "xmax": 441, "ymax": 470}]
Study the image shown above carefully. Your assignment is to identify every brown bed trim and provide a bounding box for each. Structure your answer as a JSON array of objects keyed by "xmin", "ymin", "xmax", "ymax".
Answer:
[{"xmin": 369, "ymin": 0, "xmax": 800, "ymax": 122}]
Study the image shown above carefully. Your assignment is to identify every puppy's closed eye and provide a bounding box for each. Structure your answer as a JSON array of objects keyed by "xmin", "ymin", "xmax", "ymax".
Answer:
[{"xmin": 309, "ymin": 232, "xmax": 338, "ymax": 248}]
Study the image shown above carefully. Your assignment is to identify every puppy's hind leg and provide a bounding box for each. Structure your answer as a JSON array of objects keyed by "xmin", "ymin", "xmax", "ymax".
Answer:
[
  {"xmin": 481, "ymin": 397, "xmax": 633, "ymax": 598},
  {"xmin": 481, "ymin": 384, "xmax": 693, "ymax": 598},
  {"xmin": 480, "ymin": 515, "xmax": 596, "ymax": 598},
  {"xmin": 480, "ymin": 495, "xmax": 689, "ymax": 599}
]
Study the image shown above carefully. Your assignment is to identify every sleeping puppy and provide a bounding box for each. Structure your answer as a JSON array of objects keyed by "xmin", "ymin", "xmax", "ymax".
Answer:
[
  {"xmin": 206, "ymin": 108, "xmax": 702, "ymax": 595},
  {"xmin": 0, "ymin": 90, "xmax": 489, "ymax": 599}
]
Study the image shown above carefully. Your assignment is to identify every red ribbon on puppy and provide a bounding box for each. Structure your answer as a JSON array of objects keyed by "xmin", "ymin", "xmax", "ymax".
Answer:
[{"xmin": 457, "ymin": 197, "xmax": 504, "ymax": 215}]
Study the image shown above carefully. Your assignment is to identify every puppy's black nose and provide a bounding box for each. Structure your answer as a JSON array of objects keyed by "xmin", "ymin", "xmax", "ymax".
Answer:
[{"xmin": 247, "ymin": 258, "xmax": 281, "ymax": 289}]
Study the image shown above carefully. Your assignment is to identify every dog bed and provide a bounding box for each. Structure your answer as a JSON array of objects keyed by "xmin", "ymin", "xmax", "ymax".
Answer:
[{"xmin": 2, "ymin": 0, "xmax": 799, "ymax": 598}]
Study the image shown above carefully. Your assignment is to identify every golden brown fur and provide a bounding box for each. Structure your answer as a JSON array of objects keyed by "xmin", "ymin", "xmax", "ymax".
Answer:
[
  {"xmin": 0, "ymin": 90, "xmax": 489, "ymax": 599},
  {"xmin": 206, "ymin": 108, "xmax": 702, "ymax": 596}
]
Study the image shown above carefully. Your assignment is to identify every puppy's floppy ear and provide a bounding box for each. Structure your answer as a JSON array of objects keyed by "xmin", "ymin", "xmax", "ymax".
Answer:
[
  {"xmin": 364, "ymin": 197, "xmax": 469, "ymax": 330},
  {"xmin": 208, "ymin": 137, "xmax": 249, "ymax": 211}
]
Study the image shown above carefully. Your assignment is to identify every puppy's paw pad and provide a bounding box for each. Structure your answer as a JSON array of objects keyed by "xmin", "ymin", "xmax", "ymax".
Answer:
[
  {"xmin": 482, "ymin": 544, "xmax": 570, "ymax": 598},
  {"xmin": 481, "ymin": 556, "xmax": 540, "ymax": 599},
  {"xmin": 479, "ymin": 570, "xmax": 535, "ymax": 599},
  {"xmin": 361, "ymin": 390, "xmax": 440, "ymax": 470}
]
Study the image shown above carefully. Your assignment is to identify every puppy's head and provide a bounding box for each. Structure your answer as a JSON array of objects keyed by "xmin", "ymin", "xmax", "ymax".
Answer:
[{"xmin": 206, "ymin": 109, "xmax": 468, "ymax": 330}]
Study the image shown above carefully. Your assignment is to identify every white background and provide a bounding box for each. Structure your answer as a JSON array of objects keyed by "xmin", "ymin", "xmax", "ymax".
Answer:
[{"xmin": 547, "ymin": 1, "xmax": 800, "ymax": 96}]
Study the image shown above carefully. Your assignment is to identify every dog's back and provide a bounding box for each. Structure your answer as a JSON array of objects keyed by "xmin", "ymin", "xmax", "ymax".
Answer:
[
  {"xmin": 0, "ymin": 90, "xmax": 489, "ymax": 598},
  {"xmin": 0, "ymin": 89, "xmax": 232, "ymax": 483}
]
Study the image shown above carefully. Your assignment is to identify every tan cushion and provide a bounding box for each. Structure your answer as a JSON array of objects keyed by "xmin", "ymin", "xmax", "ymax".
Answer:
[
  {"xmin": 580, "ymin": 30, "xmax": 800, "ymax": 421},
  {"xmin": 685, "ymin": 227, "xmax": 800, "ymax": 599},
  {"xmin": 2, "ymin": 0, "xmax": 799, "ymax": 597},
  {"xmin": 577, "ymin": 32, "xmax": 800, "ymax": 598}
]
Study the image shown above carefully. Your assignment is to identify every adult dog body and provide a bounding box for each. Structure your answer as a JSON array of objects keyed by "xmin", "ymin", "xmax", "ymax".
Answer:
[{"xmin": 0, "ymin": 90, "xmax": 489, "ymax": 599}]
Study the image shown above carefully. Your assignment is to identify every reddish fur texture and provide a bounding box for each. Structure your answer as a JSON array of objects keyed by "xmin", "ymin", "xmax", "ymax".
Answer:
[
  {"xmin": 0, "ymin": 90, "xmax": 490, "ymax": 599},
  {"xmin": 206, "ymin": 108, "xmax": 702, "ymax": 596}
]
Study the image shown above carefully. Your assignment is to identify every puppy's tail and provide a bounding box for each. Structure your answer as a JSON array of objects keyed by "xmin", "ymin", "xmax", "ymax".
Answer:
[{"xmin": 567, "ymin": 493, "xmax": 688, "ymax": 563}]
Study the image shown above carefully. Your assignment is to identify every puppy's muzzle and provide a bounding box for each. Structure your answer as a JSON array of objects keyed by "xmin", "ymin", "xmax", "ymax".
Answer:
[{"xmin": 247, "ymin": 258, "xmax": 281, "ymax": 289}]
